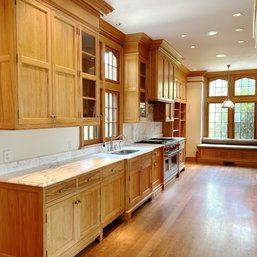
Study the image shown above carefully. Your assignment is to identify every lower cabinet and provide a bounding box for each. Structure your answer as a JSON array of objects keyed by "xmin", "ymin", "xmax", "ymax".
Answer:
[
  {"xmin": 125, "ymin": 152, "xmax": 153, "ymax": 219},
  {"xmin": 101, "ymin": 161, "xmax": 125, "ymax": 227},
  {"xmin": 46, "ymin": 169, "xmax": 102, "ymax": 257},
  {"xmin": 151, "ymin": 147, "xmax": 164, "ymax": 191}
]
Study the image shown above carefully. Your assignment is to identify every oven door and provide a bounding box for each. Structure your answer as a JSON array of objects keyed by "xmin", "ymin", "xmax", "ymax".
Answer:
[{"xmin": 164, "ymin": 150, "xmax": 179, "ymax": 182}]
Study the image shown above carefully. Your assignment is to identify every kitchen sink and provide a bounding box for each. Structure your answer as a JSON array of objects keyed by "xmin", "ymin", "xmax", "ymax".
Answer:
[{"xmin": 109, "ymin": 149, "xmax": 139, "ymax": 155}]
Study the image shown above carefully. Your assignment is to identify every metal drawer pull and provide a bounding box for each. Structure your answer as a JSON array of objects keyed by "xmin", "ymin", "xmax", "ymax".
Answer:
[{"xmin": 59, "ymin": 188, "xmax": 65, "ymax": 193}]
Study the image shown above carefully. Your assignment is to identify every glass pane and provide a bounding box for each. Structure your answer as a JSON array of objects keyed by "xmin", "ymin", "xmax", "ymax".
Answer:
[
  {"xmin": 235, "ymin": 78, "xmax": 256, "ymax": 96},
  {"xmin": 208, "ymin": 103, "xmax": 228, "ymax": 138},
  {"xmin": 83, "ymin": 99, "xmax": 96, "ymax": 117},
  {"xmin": 105, "ymin": 123, "xmax": 108, "ymax": 137},
  {"xmin": 82, "ymin": 32, "xmax": 95, "ymax": 55},
  {"xmin": 209, "ymin": 79, "xmax": 228, "ymax": 96},
  {"xmin": 234, "ymin": 102, "xmax": 255, "ymax": 139},
  {"xmin": 83, "ymin": 79, "xmax": 95, "ymax": 98},
  {"xmin": 89, "ymin": 126, "xmax": 94, "ymax": 140},
  {"xmin": 84, "ymin": 127, "xmax": 89, "ymax": 140},
  {"xmin": 82, "ymin": 53, "xmax": 95, "ymax": 75},
  {"xmin": 113, "ymin": 67, "xmax": 117, "ymax": 81}
]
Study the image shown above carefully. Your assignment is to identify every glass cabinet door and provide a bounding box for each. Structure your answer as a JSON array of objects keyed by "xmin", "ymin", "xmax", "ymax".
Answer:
[
  {"xmin": 80, "ymin": 29, "xmax": 98, "ymax": 121},
  {"xmin": 139, "ymin": 61, "xmax": 147, "ymax": 118}
]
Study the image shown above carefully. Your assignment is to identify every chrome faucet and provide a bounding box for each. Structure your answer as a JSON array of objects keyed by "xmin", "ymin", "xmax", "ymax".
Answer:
[{"xmin": 109, "ymin": 134, "xmax": 126, "ymax": 151}]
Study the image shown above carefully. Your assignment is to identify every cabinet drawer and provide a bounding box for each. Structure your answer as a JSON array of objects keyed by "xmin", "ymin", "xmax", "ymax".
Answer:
[
  {"xmin": 78, "ymin": 169, "xmax": 101, "ymax": 190},
  {"xmin": 102, "ymin": 161, "xmax": 124, "ymax": 178},
  {"xmin": 152, "ymin": 148, "xmax": 162, "ymax": 159},
  {"xmin": 128, "ymin": 156, "xmax": 141, "ymax": 171},
  {"xmin": 45, "ymin": 179, "xmax": 76, "ymax": 203},
  {"xmin": 141, "ymin": 153, "xmax": 152, "ymax": 168}
]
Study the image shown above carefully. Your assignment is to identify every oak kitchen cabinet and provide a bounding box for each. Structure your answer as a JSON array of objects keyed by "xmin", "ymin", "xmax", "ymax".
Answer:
[
  {"xmin": 148, "ymin": 40, "xmax": 175, "ymax": 103},
  {"xmin": 124, "ymin": 152, "xmax": 152, "ymax": 219},
  {"xmin": 0, "ymin": 159, "xmax": 124, "ymax": 257},
  {"xmin": 0, "ymin": 0, "xmax": 107, "ymax": 129},
  {"xmin": 151, "ymin": 147, "xmax": 164, "ymax": 192},
  {"xmin": 100, "ymin": 161, "xmax": 125, "ymax": 227},
  {"xmin": 123, "ymin": 33, "xmax": 152, "ymax": 122}
]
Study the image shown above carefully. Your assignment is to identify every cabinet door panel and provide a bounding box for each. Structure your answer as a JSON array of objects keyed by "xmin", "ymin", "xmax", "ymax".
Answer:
[
  {"xmin": 163, "ymin": 59, "xmax": 169, "ymax": 99},
  {"xmin": 141, "ymin": 166, "xmax": 152, "ymax": 198},
  {"xmin": 17, "ymin": 0, "xmax": 49, "ymax": 62},
  {"xmin": 19, "ymin": 64, "xmax": 52, "ymax": 124},
  {"xmin": 152, "ymin": 158, "xmax": 162, "ymax": 190},
  {"xmin": 79, "ymin": 184, "xmax": 100, "ymax": 239},
  {"xmin": 52, "ymin": 13, "xmax": 78, "ymax": 123},
  {"xmin": 129, "ymin": 169, "xmax": 141, "ymax": 208},
  {"xmin": 46, "ymin": 196, "xmax": 77, "ymax": 257},
  {"xmin": 157, "ymin": 54, "xmax": 164, "ymax": 99},
  {"xmin": 101, "ymin": 173, "xmax": 124, "ymax": 227},
  {"xmin": 17, "ymin": 0, "xmax": 52, "ymax": 125}
]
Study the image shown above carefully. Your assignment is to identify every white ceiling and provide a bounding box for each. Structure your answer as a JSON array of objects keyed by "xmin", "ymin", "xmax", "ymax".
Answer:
[{"xmin": 103, "ymin": 0, "xmax": 257, "ymax": 72}]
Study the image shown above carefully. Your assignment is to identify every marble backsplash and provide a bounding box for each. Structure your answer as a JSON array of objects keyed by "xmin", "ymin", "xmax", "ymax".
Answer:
[{"xmin": 0, "ymin": 144, "xmax": 103, "ymax": 175}]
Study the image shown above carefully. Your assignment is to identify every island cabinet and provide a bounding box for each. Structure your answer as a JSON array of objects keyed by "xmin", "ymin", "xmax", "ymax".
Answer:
[
  {"xmin": 124, "ymin": 152, "xmax": 152, "ymax": 220},
  {"xmin": 0, "ymin": 0, "xmax": 110, "ymax": 129},
  {"xmin": 148, "ymin": 40, "xmax": 175, "ymax": 103},
  {"xmin": 123, "ymin": 33, "xmax": 152, "ymax": 122},
  {"xmin": 0, "ymin": 160, "xmax": 125, "ymax": 257}
]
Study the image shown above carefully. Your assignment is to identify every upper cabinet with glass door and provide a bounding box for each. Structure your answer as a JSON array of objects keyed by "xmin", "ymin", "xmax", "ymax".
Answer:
[
  {"xmin": 80, "ymin": 29, "xmax": 100, "ymax": 124},
  {"xmin": 123, "ymin": 33, "xmax": 152, "ymax": 123}
]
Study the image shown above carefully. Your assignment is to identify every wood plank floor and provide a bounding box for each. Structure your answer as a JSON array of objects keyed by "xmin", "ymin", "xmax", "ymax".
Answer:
[{"xmin": 77, "ymin": 164, "xmax": 257, "ymax": 257}]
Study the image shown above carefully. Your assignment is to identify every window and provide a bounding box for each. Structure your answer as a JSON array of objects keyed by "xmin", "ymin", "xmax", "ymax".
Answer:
[
  {"xmin": 208, "ymin": 103, "xmax": 228, "ymax": 138},
  {"xmin": 83, "ymin": 125, "xmax": 100, "ymax": 145},
  {"xmin": 234, "ymin": 103, "xmax": 255, "ymax": 139},
  {"xmin": 235, "ymin": 78, "xmax": 255, "ymax": 96},
  {"xmin": 105, "ymin": 91, "xmax": 119, "ymax": 138},
  {"xmin": 205, "ymin": 72, "xmax": 257, "ymax": 139},
  {"xmin": 209, "ymin": 79, "xmax": 227, "ymax": 96},
  {"xmin": 104, "ymin": 48, "xmax": 118, "ymax": 81}
]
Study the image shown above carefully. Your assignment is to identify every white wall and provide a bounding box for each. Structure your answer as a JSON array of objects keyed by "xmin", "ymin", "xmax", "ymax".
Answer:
[
  {"xmin": 186, "ymin": 76, "xmax": 204, "ymax": 158},
  {"xmin": 0, "ymin": 127, "xmax": 80, "ymax": 164}
]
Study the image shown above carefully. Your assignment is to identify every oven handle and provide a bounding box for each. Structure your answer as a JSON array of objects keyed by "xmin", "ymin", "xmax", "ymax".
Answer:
[{"xmin": 165, "ymin": 149, "xmax": 180, "ymax": 157}]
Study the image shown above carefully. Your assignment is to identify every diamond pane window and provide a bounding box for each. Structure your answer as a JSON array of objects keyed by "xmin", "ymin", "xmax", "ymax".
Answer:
[
  {"xmin": 234, "ymin": 103, "xmax": 255, "ymax": 139},
  {"xmin": 209, "ymin": 79, "xmax": 228, "ymax": 96},
  {"xmin": 235, "ymin": 78, "xmax": 255, "ymax": 96},
  {"xmin": 208, "ymin": 103, "xmax": 228, "ymax": 138}
]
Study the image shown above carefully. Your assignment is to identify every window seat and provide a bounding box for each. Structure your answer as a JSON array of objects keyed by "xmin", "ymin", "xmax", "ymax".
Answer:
[{"xmin": 197, "ymin": 138, "xmax": 257, "ymax": 167}]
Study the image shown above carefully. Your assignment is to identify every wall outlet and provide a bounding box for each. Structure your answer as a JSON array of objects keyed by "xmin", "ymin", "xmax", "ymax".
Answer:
[{"xmin": 3, "ymin": 150, "xmax": 11, "ymax": 163}]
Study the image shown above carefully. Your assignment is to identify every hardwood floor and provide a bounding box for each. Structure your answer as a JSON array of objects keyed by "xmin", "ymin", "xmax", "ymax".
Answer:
[{"xmin": 76, "ymin": 164, "xmax": 257, "ymax": 257}]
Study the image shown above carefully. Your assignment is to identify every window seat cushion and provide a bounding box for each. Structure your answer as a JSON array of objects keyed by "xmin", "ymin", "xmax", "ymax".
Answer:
[{"xmin": 201, "ymin": 137, "xmax": 257, "ymax": 146}]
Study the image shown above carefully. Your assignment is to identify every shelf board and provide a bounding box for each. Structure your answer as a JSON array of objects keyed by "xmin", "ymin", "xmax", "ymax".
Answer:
[{"xmin": 173, "ymin": 129, "xmax": 179, "ymax": 132}]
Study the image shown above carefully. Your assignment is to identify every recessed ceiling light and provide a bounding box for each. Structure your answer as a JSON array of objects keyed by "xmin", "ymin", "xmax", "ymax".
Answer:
[
  {"xmin": 190, "ymin": 45, "xmax": 196, "ymax": 49},
  {"xmin": 216, "ymin": 54, "xmax": 227, "ymax": 58},
  {"xmin": 233, "ymin": 12, "xmax": 243, "ymax": 17},
  {"xmin": 115, "ymin": 22, "xmax": 122, "ymax": 26},
  {"xmin": 235, "ymin": 27, "xmax": 244, "ymax": 32},
  {"xmin": 238, "ymin": 40, "xmax": 245, "ymax": 44},
  {"xmin": 207, "ymin": 31, "xmax": 218, "ymax": 36},
  {"xmin": 181, "ymin": 34, "xmax": 187, "ymax": 38}
]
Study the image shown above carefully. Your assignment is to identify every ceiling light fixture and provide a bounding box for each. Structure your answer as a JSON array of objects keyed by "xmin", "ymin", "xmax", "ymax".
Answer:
[
  {"xmin": 208, "ymin": 31, "xmax": 218, "ymax": 36},
  {"xmin": 190, "ymin": 45, "xmax": 196, "ymax": 49},
  {"xmin": 233, "ymin": 12, "xmax": 243, "ymax": 17},
  {"xmin": 221, "ymin": 64, "xmax": 234, "ymax": 109},
  {"xmin": 115, "ymin": 22, "xmax": 122, "ymax": 26},
  {"xmin": 235, "ymin": 27, "xmax": 244, "ymax": 32},
  {"xmin": 216, "ymin": 54, "xmax": 226, "ymax": 58},
  {"xmin": 238, "ymin": 40, "xmax": 245, "ymax": 44},
  {"xmin": 181, "ymin": 34, "xmax": 187, "ymax": 38}
]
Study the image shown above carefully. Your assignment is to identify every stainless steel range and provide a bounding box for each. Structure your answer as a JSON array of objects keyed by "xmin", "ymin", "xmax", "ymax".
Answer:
[{"xmin": 136, "ymin": 137, "xmax": 180, "ymax": 183}]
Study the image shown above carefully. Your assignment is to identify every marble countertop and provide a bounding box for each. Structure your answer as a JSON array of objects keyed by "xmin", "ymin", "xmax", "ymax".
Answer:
[{"xmin": 0, "ymin": 144, "xmax": 163, "ymax": 188}]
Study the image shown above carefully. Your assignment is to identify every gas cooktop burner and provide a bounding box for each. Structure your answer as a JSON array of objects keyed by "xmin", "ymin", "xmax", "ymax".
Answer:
[{"xmin": 136, "ymin": 137, "xmax": 179, "ymax": 146}]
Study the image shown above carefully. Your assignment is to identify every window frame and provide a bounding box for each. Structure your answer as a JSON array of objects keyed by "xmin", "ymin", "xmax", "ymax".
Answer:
[
  {"xmin": 204, "ymin": 71, "xmax": 257, "ymax": 139},
  {"xmin": 104, "ymin": 46, "xmax": 120, "ymax": 83}
]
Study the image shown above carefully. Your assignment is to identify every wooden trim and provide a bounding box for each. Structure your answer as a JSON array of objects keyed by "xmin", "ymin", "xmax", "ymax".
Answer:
[
  {"xmin": 99, "ymin": 19, "xmax": 125, "ymax": 45},
  {"xmin": 185, "ymin": 157, "xmax": 196, "ymax": 163},
  {"xmin": 188, "ymin": 70, "xmax": 206, "ymax": 77}
]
